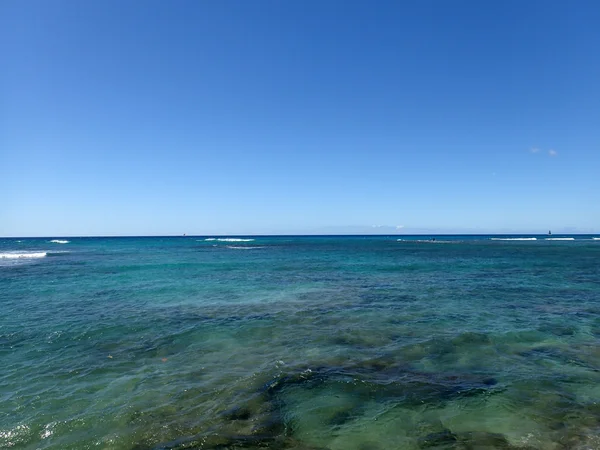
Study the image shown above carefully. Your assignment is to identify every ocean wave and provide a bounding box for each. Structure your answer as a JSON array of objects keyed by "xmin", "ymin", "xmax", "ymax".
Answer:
[
  {"xmin": 397, "ymin": 239, "xmax": 454, "ymax": 243},
  {"xmin": 545, "ymin": 238, "xmax": 575, "ymax": 241},
  {"xmin": 216, "ymin": 238, "xmax": 255, "ymax": 242},
  {"xmin": 202, "ymin": 238, "xmax": 255, "ymax": 242},
  {"xmin": 0, "ymin": 251, "xmax": 47, "ymax": 259},
  {"xmin": 49, "ymin": 239, "xmax": 69, "ymax": 244},
  {"xmin": 593, "ymin": 238, "xmax": 600, "ymax": 241},
  {"xmin": 490, "ymin": 238, "xmax": 537, "ymax": 241},
  {"xmin": 226, "ymin": 246, "xmax": 264, "ymax": 250}
]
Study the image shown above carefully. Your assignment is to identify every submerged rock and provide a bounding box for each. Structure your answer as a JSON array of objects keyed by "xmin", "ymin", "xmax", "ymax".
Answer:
[
  {"xmin": 221, "ymin": 406, "xmax": 252, "ymax": 421},
  {"xmin": 537, "ymin": 323, "xmax": 577, "ymax": 337},
  {"xmin": 151, "ymin": 433, "xmax": 328, "ymax": 449},
  {"xmin": 418, "ymin": 429, "xmax": 457, "ymax": 448},
  {"xmin": 417, "ymin": 429, "xmax": 542, "ymax": 449},
  {"xmin": 459, "ymin": 431, "xmax": 512, "ymax": 448},
  {"xmin": 149, "ymin": 357, "xmax": 508, "ymax": 449},
  {"xmin": 451, "ymin": 332, "xmax": 492, "ymax": 346}
]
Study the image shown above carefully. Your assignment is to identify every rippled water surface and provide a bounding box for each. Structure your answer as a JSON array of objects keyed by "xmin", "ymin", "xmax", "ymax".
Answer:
[{"xmin": 1, "ymin": 235, "xmax": 600, "ymax": 449}]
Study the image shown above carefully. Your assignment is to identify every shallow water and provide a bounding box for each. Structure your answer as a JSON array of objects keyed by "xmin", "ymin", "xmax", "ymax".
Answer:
[{"xmin": 1, "ymin": 235, "xmax": 600, "ymax": 449}]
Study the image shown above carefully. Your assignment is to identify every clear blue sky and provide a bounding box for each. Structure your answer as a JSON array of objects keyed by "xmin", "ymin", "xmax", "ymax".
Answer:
[{"xmin": 2, "ymin": 0, "xmax": 599, "ymax": 236}]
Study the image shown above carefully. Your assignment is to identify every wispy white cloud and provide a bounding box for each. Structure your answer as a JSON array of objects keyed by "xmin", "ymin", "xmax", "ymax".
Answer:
[{"xmin": 529, "ymin": 147, "xmax": 558, "ymax": 157}]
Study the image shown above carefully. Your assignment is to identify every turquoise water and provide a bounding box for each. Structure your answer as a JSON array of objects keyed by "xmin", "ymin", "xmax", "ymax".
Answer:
[{"xmin": 1, "ymin": 235, "xmax": 600, "ymax": 449}]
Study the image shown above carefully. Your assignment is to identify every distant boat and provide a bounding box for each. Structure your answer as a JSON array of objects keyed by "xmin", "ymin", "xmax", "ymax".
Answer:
[{"xmin": 548, "ymin": 230, "xmax": 552, "ymax": 235}]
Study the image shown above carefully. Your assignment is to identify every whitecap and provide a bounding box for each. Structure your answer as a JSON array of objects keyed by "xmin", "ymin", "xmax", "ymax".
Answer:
[
  {"xmin": 593, "ymin": 238, "xmax": 600, "ymax": 241},
  {"xmin": 226, "ymin": 246, "xmax": 264, "ymax": 250},
  {"xmin": 49, "ymin": 239, "xmax": 69, "ymax": 244},
  {"xmin": 490, "ymin": 238, "xmax": 537, "ymax": 241},
  {"xmin": 0, "ymin": 252, "xmax": 47, "ymax": 259},
  {"xmin": 398, "ymin": 239, "xmax": 455, "ymax": 243},
  {"xmin": 545, "ymin": 238, "xmax": 574, "ymax": 241},
  {"xmin": 204, "ymin": 238, "xmax": 216, "ymax": 241},
  {"xmin": 417, "ymin": 240, "xmax": 454, "ymax": 243},
  {"xmin": 217, "ymin": 238, "xmax": 255, "ymax": 242}
]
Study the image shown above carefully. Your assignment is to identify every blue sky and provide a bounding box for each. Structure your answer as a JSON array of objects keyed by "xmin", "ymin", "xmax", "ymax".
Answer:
[{"xmin": 2, "ymin": 0, "xmax": 599, "ymax": 236}]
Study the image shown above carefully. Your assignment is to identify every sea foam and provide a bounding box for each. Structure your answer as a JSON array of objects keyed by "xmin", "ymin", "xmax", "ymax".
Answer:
[
  {"xmin": 226, "ymin": 246, "xmax": 264, "ymax": 250},
  {"xmin": 216, "ymin": 238, "xmax": 255, "ymax": 242},
  {"xmin": 201, "ymin": 238, "xmax": 255, "ymax": 242},
  {"xmin": 490, "ymin": 238, "xmax": 537, "ymax": 241},
  {"xmin": 546, "ymin": 238, "xmax": 575, "ymax": 241},
  {"xmin": 397, "ymin": 239, "xmax": 456, "ymax": 244},
  {"xmin": 0, "ymin": 252, "xmax": 47, "ymax": 259},
  {"xmin": 50, "ymin": 240, "xmax": 70, "ymax": 244}
]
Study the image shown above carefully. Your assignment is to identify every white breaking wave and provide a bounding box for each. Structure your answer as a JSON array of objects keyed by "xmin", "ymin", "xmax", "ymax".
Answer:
[
  {"xmin": 546, "ymin": 238, "xmax": 575, "ymax": 241},
  {"xmin": 0, "ymin": 251, "xmax": 47, "ymax": 259},
  {"xmin": 216, "ymin": 238, "xmax": 255, "ymax": 242},
  {"xmin": 397, "ymin": 239, "xmax": 454, "ymax": 243},
  {"xmin": 490, "ymin": 238, "xmax": 537, "ymax": 241},
  {"xmin": 202, "ymin": 238, "xmax": 254, "ymax": 242},
  {"xmin": 50, "ymin": 239, "xmax": 69, "ymax": 244},
  {"xmin": 593, "ymin": 238, "xmax": 600, "ymax": 241},
  {"xmin": 226, "ymin": 246, "xmax": 264, "ymax": 250}
]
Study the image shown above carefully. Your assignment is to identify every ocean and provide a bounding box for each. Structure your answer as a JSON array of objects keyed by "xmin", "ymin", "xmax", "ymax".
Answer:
[{"xmin": 1, "ymin": 235, "xmax": 600, "ymax": 449}]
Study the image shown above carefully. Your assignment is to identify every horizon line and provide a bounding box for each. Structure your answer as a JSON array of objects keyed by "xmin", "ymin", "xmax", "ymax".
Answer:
[{"xmin": 2, "ymin": 233, "xmax": 598, "ymax": 239}]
